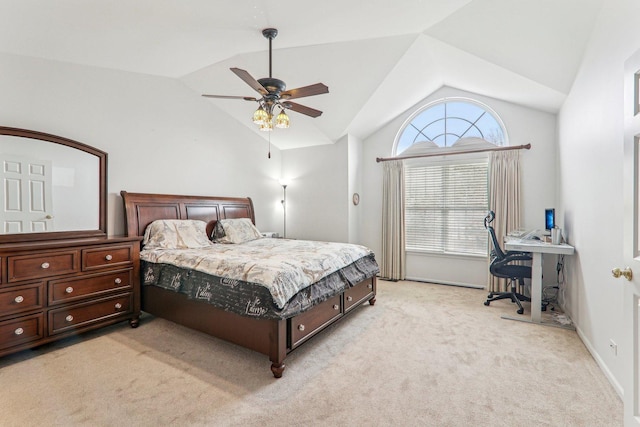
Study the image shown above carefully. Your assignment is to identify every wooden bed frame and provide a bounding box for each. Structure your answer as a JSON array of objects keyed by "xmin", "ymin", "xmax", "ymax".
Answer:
[{"xmin": 120, "ymin": 191, "xmax": 377, "ymax": 377}]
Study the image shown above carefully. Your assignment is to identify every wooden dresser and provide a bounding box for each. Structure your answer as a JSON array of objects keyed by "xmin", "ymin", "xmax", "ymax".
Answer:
[{"xmin": 0, "ymin": 236, "xmax": 141, "ymax": 357}]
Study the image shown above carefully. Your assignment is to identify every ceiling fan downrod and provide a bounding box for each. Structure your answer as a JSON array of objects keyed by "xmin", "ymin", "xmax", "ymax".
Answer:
[{"xmin": 262, "ymin": 28, "xmax": 278, "ymax": 78}]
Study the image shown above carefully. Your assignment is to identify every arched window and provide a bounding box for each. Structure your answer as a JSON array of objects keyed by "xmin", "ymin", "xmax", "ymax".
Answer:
[
  {"xmin": 394, "ymin": 98, "xmax": 507, "ymax": 156},
  {"xmin": 397, "ymin": 98, "xmax": 507, "ymax": 256}
]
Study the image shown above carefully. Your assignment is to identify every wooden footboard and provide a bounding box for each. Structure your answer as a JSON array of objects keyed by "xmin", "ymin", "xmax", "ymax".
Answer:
[{"xmin": 142, "ymin": 275, "xmax": 376, "ymax": 377}]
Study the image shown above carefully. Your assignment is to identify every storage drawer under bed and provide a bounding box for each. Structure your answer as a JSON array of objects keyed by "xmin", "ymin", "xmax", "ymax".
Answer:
[
  {"xmin": 344, "ymin": 278, "xmax": 375, "ymax": 312},
  {"xmin": 289, "ymin": 294, "xmax": 342, "ymax": 348}
]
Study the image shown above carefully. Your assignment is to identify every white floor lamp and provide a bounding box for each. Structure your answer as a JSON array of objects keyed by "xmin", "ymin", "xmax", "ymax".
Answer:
[{"xmin": 280, "ymin": 181, "xmax": 288, "ymax": 238}]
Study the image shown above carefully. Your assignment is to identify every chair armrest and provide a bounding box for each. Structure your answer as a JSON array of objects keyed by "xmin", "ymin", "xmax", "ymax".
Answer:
[{"xmin": 503, "ymin": 251, "xmax": 532, "ymax": 262}]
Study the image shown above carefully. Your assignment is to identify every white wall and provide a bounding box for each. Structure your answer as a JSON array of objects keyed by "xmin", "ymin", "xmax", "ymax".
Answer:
[
  {"xmin": 0, "ymin": 53, "xmax": 283, "ymax": 235},
  {"xmin": 280, "ymin": 137, "xmax": 349, "ymax": 242},
  {"xmin": 348, "ymin": 135, "xmax": 363, "ymax": 244},
  {"xmin": 361, "ymin": 86, "xmax": 558, "ymax": 287},
  {"xmin": 556, "ymin": 0, "xmax": 640, "ymax": 397}
]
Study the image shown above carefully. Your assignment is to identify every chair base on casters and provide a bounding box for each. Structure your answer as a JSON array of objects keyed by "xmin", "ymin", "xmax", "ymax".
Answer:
[{"xmin": 484, "ymin": 279, "xmax": 530, "ymax": 315}]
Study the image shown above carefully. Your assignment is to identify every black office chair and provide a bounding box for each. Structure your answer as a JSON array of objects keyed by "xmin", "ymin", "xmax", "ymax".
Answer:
[{"xmin": 483, "ymin": 211, "xmax": 532, "ymax": 315}]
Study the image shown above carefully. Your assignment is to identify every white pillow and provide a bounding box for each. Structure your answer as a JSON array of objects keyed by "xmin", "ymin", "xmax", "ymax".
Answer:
[
  {"xmin": 215, "ymin": 218, "xmax": 262, "ymax": 244},
  {"xmin": 143, "ymin": 219, "xmax": 213, "ymax": 249}
]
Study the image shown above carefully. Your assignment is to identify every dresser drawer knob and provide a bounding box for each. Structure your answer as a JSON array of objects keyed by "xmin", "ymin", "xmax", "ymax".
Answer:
[
  {"xmin": 65, "ymin": 315, "xmax": 74, "ymax": 322},
  {"xmin": 105, "ymin": 254, "xmax": 113, "ymax": 261},
  {"xmin": 14, "ymin": 327, "xmax": 24, "ymax": 335},
  {"xmin": 114, "ymin": 278, "xmax": 122, "ymax": 284},
  {"xmin": 14, "ymin": 295, "xmax": 24, "ymax": 303},
  {"xmin": 368, "ymin": 284, "xmax": 373, "ymax": 289},
  {"xmin": 333, "ymin": 304, "xmax": 339, "ymax": 310},
  {"xmin": 65, "ymin": 286, "xmax": 74, "ymax": 294},
  {"xmin": 41, "ymin": 262, "xmax": 50, "ymax": 269},
  {"xmin": 347, "ymin": 296, "xmax": 353, "ymax": 302},
  {"xmin": 298, "ymin": 324, "xmax": 305, "ymax": 331},
  {"xmin": 114, "ymin": 303, "xmax": 122, "ymax": 310}
]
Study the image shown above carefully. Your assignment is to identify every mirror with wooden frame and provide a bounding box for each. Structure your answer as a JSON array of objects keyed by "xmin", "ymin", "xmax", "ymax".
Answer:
[{"xmin": 0, "ymin": 126, "xmax": 107, "ymax": 243}]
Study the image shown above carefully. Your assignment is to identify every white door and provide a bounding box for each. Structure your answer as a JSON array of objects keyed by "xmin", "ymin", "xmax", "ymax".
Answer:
[
  {"xmin": 0, "ymin": 155, "xmax": 53, "ymax": 233},
  {"xmin": 622, "ymin": 49, "xmax": 640, "ymax": 426}
]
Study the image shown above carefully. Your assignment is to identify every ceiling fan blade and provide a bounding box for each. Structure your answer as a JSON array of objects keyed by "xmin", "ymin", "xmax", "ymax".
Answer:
[
  {"xmin": 202, "ymin": 94, "xmax": 258, "ymax": 101},
  {"xmin": 284, "ymin": 101, "xmax": 323, "ymax": 118},
  {"xmin": 281, "ymin": 83, "xmax": 329, "ymax": 100},
  {"xmin": 231, "ymin": 67, "xmax": 268, "ymax": 96}
]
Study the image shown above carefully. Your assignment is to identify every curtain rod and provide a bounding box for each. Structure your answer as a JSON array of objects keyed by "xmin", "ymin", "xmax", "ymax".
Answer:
[{"xmin": 375, "ymin": 143, "xmax": 531, "ymax": 163}]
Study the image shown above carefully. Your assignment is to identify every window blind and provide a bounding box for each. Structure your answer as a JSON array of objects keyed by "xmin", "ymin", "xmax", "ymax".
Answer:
[{"xmin": 405, "ymin": 161, "xmax": 488, "ymax": 256}]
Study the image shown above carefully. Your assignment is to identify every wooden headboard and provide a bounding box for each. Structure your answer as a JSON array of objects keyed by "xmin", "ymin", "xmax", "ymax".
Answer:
[{"xmin": 120, "ymin": 191, "xmax": 255, "ymax": 239}]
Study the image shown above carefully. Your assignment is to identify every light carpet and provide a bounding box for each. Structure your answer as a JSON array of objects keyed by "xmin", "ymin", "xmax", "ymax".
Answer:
[{"xmin": 0, "ymin": 280, "xmax": 622, "ymax": 426}]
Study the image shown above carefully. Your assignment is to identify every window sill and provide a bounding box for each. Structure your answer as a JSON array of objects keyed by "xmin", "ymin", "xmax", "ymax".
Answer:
[{"xmin": 406, "ymin": 249, "xmax": 488, "ymax": 261}]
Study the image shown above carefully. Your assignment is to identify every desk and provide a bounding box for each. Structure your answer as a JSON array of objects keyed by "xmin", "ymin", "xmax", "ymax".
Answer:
[{"xmin": 504, "ymin": 238, "xmax": 575, "ymax": 327}]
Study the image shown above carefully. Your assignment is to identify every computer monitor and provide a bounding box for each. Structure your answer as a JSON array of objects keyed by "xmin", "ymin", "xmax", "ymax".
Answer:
[{"xmin": 545, "ymin": 208, "xmax": 555, "ymax": 231}]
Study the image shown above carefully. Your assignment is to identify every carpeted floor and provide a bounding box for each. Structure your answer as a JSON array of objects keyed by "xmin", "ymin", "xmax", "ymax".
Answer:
[{"xmin": 0, "ymin": 280, "xmax": 622, "ymax": 426}]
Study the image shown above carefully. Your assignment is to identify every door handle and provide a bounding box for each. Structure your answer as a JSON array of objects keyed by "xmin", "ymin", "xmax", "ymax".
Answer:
[{"xmin": 612, "ymin": 267, "xmax": 633, "ymax": 281}]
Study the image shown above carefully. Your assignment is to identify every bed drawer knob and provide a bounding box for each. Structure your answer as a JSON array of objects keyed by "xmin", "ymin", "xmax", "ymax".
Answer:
[
  {"xmin": 41, "ymin": 262, "xmax": 50, "ymax": 269},
  {"xmin": 347, "ymin": 296, "xmax": 353, "ymax": 302},
  {"xmin": 14, "ymin": 295, "xmax": 24, "ymax": 303},
  {"xmin": 105, "ymin": 254, "xmax": 113, "ymax": 261},
  {"xmin": 114, "ymin": 278, "xmax": 122, "ymax": 284},
  {"xmin": 298, "ymin": 324, "xmax": 305, "ymax": 331},
  {"xmin": 114, "ymin": 303, "xmax": 122, "ymax": 310},
  {"xmin": 65, "ymin": 286, "xmax": 74, "ymax": 294},
  {"xmin": 14, "ymin": 327, "xmax": 24, "ymax": 335},
  {"xmin": 65, "ymin": 315, "xmax": 74, "ymax": 322},
  {"xmin": 333, "ymin": 304, "xmax": 339, "ymax": 310}
]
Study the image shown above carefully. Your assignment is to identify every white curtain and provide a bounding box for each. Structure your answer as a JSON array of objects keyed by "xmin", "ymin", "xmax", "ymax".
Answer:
[
  {"xmin": 488, "ymin": 150, "xmax": 521, "ymax": 292},
  {"xmin": 381, "ymin": 160, "xmax": 405, "ymax": 281}
]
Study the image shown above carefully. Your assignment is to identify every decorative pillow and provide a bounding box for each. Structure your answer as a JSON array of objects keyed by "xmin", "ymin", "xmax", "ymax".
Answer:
[
  {"xmin": 211, "ymin": 220, "xmax": 226, "ymax": 240},
  {"xmin": 215, "ymin": 218, "xmax": 262, "ymax": 244},
  {"xmin": 143, "ymin": 219, "xmax": 213, "ymax": 249}
]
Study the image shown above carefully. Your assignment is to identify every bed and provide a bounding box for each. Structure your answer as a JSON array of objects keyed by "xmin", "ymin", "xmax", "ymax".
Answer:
[{"xmin": 120, "ymin": 191, "xmax": 378, "ymax": 377}]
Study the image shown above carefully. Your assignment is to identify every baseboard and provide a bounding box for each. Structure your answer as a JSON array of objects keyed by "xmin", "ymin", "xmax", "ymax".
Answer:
[
  {"xmin": 575, "ymin": 324, "xmax": 624, "ymax": 400},
  {"xmin": 404, "ymin": 276, "xmax": 485, "ymax": 289}
]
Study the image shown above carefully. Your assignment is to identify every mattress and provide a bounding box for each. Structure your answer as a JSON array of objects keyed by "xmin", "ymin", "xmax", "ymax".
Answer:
[{"xmin": 140, "ymin": 238, "xmax": 379, "ymax": 319}]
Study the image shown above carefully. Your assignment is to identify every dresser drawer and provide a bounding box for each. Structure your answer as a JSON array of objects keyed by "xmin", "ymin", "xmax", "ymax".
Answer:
[
  {"xmin": 8, "ymin": 251, "xmax": 79, "ymax": 283},
  {"xmin": 0, "ymin": 313, "xmax": 44, "ymax": 351},
  {"xmin": 344, "ymin": 278, "xmax": 375, "ymax": 312},
  {"xmin": 48, "ymin": 293, "xmax": 132, "ymax": 335},
  {"xmin": 48, "ymin": 269, "xmax": 133, "ymax": 305},
  {"xmin": 82, "ymin": 245, "xmax": 133, "ymax": 271},
  {"xmin": 0, "ymin": 282, "xmax": 44, "ymax": 317},
  {"xmin": 290, "ymin": 294, "xmax": 342, "ymax": 348}
]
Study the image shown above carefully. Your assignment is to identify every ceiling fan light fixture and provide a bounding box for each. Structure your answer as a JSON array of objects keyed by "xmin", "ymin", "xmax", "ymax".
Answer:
[
  {"xmin": 201, "ymin": 27, "xmax": 328, "ymax": 137},
  {"xmin": 259, "ymin": 119, "xmax": 273, "ymax": 132},
  {"xmin": 275, "ymin": 110, "xmax": 290, "ymax": 129},
  {"xmin": 252, "ymin": 107, "xmax": 269, "ymax": 125}
]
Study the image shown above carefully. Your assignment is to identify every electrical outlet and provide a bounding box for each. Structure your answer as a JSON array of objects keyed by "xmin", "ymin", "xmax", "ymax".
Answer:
[{"xmin": 609, "ymin": 339, "xmax": 618, "ymax": 356}]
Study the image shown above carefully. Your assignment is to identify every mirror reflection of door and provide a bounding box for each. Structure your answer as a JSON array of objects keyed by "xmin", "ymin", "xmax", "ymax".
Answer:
[{"xmin": 0, "ymin": 155, "xmax": 53, "ymax": 233}]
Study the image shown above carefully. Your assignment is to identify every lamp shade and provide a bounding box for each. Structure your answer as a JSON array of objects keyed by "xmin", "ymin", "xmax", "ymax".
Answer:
[
  {"xmin": 275, "ymin": 110, "xmax": 290, "ymax": 129},
  {"xmin": 252, "ymin": 107, "xmax": 269, "ymax": 125},
  {"xmin": 259, "ymin": 119, "xmax": 273, "ymax": 132}
]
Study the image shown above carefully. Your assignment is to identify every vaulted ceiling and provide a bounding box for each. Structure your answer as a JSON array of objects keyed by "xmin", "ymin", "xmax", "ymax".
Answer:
[{"xmin": 0, "ymin": 0, "xmax": 603, "ymax": 149}]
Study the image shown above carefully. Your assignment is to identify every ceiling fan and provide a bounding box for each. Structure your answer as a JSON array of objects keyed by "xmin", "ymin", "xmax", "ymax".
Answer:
[{"xmin": 202, "ymin": 28, "xmax": 329, "ymax": 131}]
